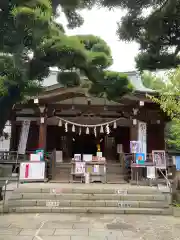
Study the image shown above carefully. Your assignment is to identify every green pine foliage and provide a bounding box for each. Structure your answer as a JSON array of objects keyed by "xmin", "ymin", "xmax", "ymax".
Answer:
[
  {"xmin": 149, "ymin": 67, "xmax": 180, "ymax": 151},
  {"xmin": 116, "ymin": 0, "xmax": 180, "ymax": 71},
  {"xmin": 0, "ymin": 0, "xmax": 132, "ymax": 135}
]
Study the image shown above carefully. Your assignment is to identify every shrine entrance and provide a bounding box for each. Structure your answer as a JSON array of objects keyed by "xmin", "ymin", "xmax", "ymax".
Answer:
[{"xmin": 71, "ymin": 134, "xmax": 98, "ymax": 157}]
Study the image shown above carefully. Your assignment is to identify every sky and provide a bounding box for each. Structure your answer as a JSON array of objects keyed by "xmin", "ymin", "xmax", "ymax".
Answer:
[{"xmin": 57, "ymin": 7, "xmax": 139, "ymax": 72}]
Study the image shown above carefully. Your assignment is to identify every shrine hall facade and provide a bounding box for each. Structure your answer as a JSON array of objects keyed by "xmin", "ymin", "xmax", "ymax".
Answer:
[{"xmin": 8, "ymin": 71, "xmax": 168, "ymax": 161}]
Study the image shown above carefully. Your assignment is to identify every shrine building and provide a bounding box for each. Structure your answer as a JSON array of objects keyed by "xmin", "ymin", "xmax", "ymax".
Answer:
[{"xmin": 7, "ymin": 70, "xmax": 169, "ymax": 182}]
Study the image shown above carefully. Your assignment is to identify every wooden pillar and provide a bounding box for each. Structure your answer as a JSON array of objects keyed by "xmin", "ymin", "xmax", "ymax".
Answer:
[
  {"xmin": 130, "ymin": 122, "xmax": 138, "ymax": 141},
  {"xmin": 130, "ymin": 121, "xmax": 139, "ymax": 181},
  {"xmin": 10, "ymin": 113, "xmax": 16, "ymax": 151},
  {"xmin": 38, "ymin": 106, "xmax": 47, "ymax": 150}
]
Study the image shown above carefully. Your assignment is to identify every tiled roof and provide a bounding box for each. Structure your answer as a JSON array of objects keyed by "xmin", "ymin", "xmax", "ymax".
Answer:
[
  {"xmin": 42, "ymin": 70, "xmax": 155, "ymax": 93},
  {"xmin": 124, "ymin": 71, "xmax": 155, "ymax": 93}
]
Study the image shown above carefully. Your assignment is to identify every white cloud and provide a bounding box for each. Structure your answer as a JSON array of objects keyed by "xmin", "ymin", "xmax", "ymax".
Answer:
[{"xmin": 57, "ymin": 7, "xmax": 139, "ymax": 72}]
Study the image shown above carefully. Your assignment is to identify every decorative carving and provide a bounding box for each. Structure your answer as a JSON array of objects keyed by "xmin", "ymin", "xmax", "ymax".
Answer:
[{"xmin": 133, "ymin": 108, "xmax": 139, "ymax": 116}]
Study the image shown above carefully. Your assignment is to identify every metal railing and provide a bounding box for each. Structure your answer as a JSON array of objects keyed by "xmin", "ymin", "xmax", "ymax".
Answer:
[
  {"xmin": 158, "ymin": 168, "xmax": 172, "ymax": 193},
  {"xmin": 1, "ymin": 162, "xmax": 20, "ymax": 214},
  {"xmin": 0, "ymin": 150, "xmax": 54, "ymax": 214}
]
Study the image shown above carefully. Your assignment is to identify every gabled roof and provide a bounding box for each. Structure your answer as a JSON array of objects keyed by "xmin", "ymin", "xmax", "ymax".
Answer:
[
  {"xmin": 42, "ymin": 70, "xmax": 155, "ymax": 93},
  {"xmin": 33, "ymin": 70, "xmax": 156, "ymax": 104},
  {"xmin": 124, "ymin": 71, "xmax": 154, "ymax": 93}
]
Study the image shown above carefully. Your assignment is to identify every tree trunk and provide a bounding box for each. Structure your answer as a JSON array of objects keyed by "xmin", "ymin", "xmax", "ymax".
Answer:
[
  {"xmin": 172, "ymin": 169, "xmax": 180, "ymax": 201},
  {"xmin": 0, "ymin": 85, "xmax": 21, "ymax": 136}
]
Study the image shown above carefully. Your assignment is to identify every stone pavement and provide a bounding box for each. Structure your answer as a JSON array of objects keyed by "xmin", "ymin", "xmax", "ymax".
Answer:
[{"xmin": 0, "ymin": 213, "xmax": 180, "ymax": 240}]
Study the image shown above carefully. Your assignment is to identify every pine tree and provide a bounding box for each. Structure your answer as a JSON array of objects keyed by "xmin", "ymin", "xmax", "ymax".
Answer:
[{"xmin": 0, "ymin": 0, "xmax": 132, "ymax": 135}]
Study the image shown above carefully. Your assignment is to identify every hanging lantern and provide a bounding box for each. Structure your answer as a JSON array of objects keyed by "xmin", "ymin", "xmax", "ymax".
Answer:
[
  {"xmin": 72, "ymin": 125, "xmax": 75, "ymax": 132},
  {"xmin": 86, "ymin": 127, "xmax": 89, "ymax": 134},
  {"xmin": 139, "ymin": 101, "xmax": 144, "ymax": 106},
  {"xmin": 34, "ymin": 98, "xmax": 39, "ymax": 104},
  {"xmin": 106, "ymin": 124, "xmax": 110, "ymax": 134},
  {"xmin": 113, "ymin": 121, "xmax": 117, "ymax": 129},
  {"xmin": 100, "ymin": 125, "xmax": 104, "ymax": 133},
  {"xmin": 133, "ymin": 119, "xmax": 137, "ymax": 125},
  {"xmin": 79, "ymin": 127, "xmax": 81, "ymax": 135},
  {"xmin": 65, "ymin": 122, "xmax": 68, "ymax": 132},
  {"xmin": 58, "ymin": 119, "xmax": 62, "ymax": 127},
  {"xmin": 94, "ymin": 127, "xmax": 97, "ymax": 137}
]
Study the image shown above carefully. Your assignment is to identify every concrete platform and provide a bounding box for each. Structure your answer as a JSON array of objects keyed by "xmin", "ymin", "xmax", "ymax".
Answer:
[{"xmin": 0, "ymin": 213, "xmax": 180, "ymax": 239}]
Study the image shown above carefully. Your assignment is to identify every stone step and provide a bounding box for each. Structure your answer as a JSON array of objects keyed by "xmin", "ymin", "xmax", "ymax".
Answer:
[
  {"xmin": 8, "ymin": 206, "xmax": 172, "ymax": 215},
  {"xmin": 13, "ymin": 186, "xmax": 163, "ymax": 194},
  {"xmin": 8, "ymin": 199, "xmax": 170, "ymax": 208},
  {"xmin": 106, "ymin": 176, "xmax": 125, "ymax": 180},
  {"xmin": 106, "ymin": 173, "xmax": 124, "ymax": 176},
  {"xmin": 106, "ymin": 181, "xmax": 128, "ymax": 184},
  {"xmin": 9, "ymin": 193, "xmax": 169, "ymax": 201}
]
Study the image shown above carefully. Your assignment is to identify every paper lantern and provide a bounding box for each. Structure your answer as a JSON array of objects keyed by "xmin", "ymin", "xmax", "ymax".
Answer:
[
  {"xmin": 40, "ymin": 117, "xmax": 44, "ymax": 124},
  {"xmin": 139, "ymin": 101, "xmax": 144, "ymax": 106},
  {"xmin": 133, "ymin": 119, "xmax": 137, "ymax": 125},
  {"xmin": 34, "ymin": 98, "xmax": 39, "ymax": 104}
]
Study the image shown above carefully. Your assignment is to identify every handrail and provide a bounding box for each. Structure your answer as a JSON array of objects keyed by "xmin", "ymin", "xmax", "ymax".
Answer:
[
  {"xmin": 2, "ymin": 158, "xmax": 20, "ymax": 214},
  {"xmin": 1, "ymin": 150, "xmax": 53, "ymax": 213},
  {"xmin": 158, "ymin": 168, "xmax": 172, "ymax": 193},
  {"xmin": 2, "ymin": 180, "xmax": 8, "ymax": 213}
]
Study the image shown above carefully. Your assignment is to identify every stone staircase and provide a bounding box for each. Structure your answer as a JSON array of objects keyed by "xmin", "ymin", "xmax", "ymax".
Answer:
[
  {"xmin": 5, "ymin": 184, "xmax": 172, "ymax": 215},
  {"xmin": 53, "ymin": 163, "xmax": 71, "ymax": 182},
  {"xmin": 106, "ymin": 163, "xmax": 126, "ymax": 183},
  {"xmin": 53, "ymin": 162, "xmax": 126, "ymax": 183}
]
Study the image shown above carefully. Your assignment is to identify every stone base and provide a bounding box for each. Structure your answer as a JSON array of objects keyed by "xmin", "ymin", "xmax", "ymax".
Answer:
[{"xmin": 173, "ymin": 207, "xmax": 180, "ymax": 217}]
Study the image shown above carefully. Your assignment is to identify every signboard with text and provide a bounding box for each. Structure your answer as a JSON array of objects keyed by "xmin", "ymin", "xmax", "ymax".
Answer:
[{"xmin": 75, "ymin": 162, "xmax": 85, "ymax": 174}]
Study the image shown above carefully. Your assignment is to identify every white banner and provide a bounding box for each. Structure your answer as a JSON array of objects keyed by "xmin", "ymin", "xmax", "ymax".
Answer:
[
  {"xmin": 138, "ymin": 121, "xmax": 147, "ymax": 156},
  {"xmin": 147, "ymin": 166, "xmax": 156, "ymax": 179},
  {"xmin": 18, "ymin": 120, "xmax": 30, "ymax": 154}
]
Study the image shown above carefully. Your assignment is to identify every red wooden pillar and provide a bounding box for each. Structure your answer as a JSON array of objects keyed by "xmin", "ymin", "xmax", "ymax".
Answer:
[{"xmin": 38, "ymin": 106, "xmax": 47, "ymax": 150}]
